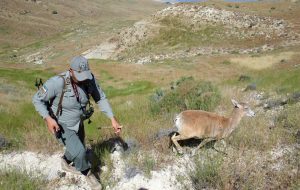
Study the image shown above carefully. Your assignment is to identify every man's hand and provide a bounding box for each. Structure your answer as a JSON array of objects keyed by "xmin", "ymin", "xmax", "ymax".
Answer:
[
  {"xmin": 45, "ymin": 116, "xmax": 60, "ymax": 134},
  {"xmin": 111, "ymin": 117, "xmax": 122, "ymax": 135}
]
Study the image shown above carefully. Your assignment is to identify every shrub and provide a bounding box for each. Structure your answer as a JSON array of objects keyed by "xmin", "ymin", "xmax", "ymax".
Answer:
[
  {"xmin": 0, "ymin": 170, "xmax": 46, "ymax": 190},
  {"xmin": 275, "ymin": 104, "xmax": 300, "ymax": 144},
  {"xmin": 190, "ymin": 153, "xmax": 223, "ymax": 189},
  {"xmin": 149, "ymin": 77, "xmax": 221, "ymax": 115}
]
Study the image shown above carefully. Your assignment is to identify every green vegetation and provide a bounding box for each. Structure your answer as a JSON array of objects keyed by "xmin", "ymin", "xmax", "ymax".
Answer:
[
  {"xmin": 91, "ymin": 140, "xmax": 115, "ymax": 187},
  {"xmin": 0, "ymin": 102, "xmax": 55, "ymax": 150},
  {"xmin": 0, "ymin": 68, "xmax": 54, "ymax": 90},
  {"xmin": 0, "ymin": 2, "xmax": 299, "ymax": 188},
  {"xmin": 221, "ymin": 60, "xmax": 231, "ymax": 65},
  {"xmin": 141, "ymin": 154, "xmax": 156, "ymax": 177},
  {"xmin": 275, "ymin": 103, "xmax": 300, "ymax": 144},
  {"xmin": 0, "ymin": 170, "xmax": 46, "ymax": 190},
  {"xmin": 105, "ymin": 81, "xmax": 154, "ymax": 98},
  {"xmin": 227, "ymin": 115, "xmax": 280, "ymax": 151},
  {"xmin": 155, "ymin": 17, "xmax": 221, "ymax": 47},
  {"xmin": 255, "ymin": 67, "xmax": 300, "ymax": 93},
  {"xmin": 226, "ymin": 67, "xmax": 300, "ymax": 94},
  {"xmin": 190, "ymin": 153, "xmax": 223, "ymax": 189},
  {"xmin": 123, "ymin": 17, "xmax": 225, "ymax": 57},
  {"xmin": 150, "ymin": 76, "xmax": 221, "ymax": 115},
  {"xmin": 0, "ymin": 26, "xmax": 10, "ymax": 35}
]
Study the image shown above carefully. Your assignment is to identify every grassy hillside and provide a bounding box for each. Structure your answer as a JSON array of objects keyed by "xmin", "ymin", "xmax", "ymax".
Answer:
[
  {"xmin": 0, "ymin": 0, "xmax": 299, "ymax": 189},
  {"xmin": 0, "ymin": 0, "xmax": 164, "ymax": 65}
]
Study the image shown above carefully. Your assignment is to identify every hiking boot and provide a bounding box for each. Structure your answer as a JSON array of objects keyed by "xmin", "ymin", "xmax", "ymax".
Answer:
[
  {"xmin": 61, "ymin": 157, "xmax": 81, "ymax": 175},
  {"xmin": 85, "ymin": 171, "xmax": 102, "ymax": 190}
]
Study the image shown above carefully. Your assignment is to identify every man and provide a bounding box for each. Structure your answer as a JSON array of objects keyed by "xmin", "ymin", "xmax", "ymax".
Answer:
[{"xmin": 32, "ymin": 56, "xmax": 122, "ymax": 190}]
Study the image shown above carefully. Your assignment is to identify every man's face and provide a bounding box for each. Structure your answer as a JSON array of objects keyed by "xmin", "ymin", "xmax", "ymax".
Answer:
[{"xmin": 70, "ymin": 69, "xmax": 90, "ymax": 85}]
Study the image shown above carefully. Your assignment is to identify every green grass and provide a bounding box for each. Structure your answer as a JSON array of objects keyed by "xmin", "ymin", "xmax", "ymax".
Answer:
[
  {"xmin": 190, "ymin": 153, "xmax": 224, "ymax": 190},
  {"xmin": 0, "ymin": 26, "xmax": 10, "ymax": 35},
  {"xmin": 152, "ymin": 17, "xmax": 222, "ymax": 48},
  {"xmin": 105, "ymin": 81, "xmax": 155, "ymax": 98},
  {"xmin": 228, "ymin": 115, "xmax": 277, "ymax": 151},
  {"xmin": 0, "ymin": 170, "xmax": 46, "ymax": 190},
  {"xmin": 122, "ymin": 17, "xmax": 225, "ymax": 57},
  {"xmin": 0, "ymin": 102, "xmax": 54, "ymax": 150},
  {"xmin": 227, "ymin": 102, "xmax": 299, "ymax": 152},
  {"xmin": 22, "ymin": 30, "xmax": 72, "ymax": 51},
  {"xmin": 225, "ymin": 67, "xmax": 300, "ymax": 94},
  {"xmin": 141, "ymin": 154, "xmax": 156, "ymax": 178},
  {"xmin": 255, "ymin": 67, "xmax": 300, "ymax": 93},
  {"xmin": 99, "ymin": 69, "xmax": 114, "ymax": 81},
  {"xmin": 221, "ymin": 60, "xmax": 231, "ymax": 65},
  {"xmin": 150, "ymin": 77, "xmax": 221, "ymax": 115},
  {"xmin": 0, "ymin": 68, "xmax": 54, "ymax": 90}
]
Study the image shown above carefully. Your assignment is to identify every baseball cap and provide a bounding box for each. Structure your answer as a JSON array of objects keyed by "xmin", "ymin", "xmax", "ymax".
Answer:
[{"xmin": 70, "ymin": 56, "xmax": 93, "ymax": 81}]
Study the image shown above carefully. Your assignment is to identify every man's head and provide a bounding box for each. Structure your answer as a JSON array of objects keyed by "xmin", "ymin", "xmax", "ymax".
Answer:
[{"xmin": 70, "ymin": 56, "xmax": 93, "ymax": 82}]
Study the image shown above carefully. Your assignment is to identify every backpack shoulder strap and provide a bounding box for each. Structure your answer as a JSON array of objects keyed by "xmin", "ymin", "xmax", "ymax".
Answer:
[{"xmin": 56, "ymin": 75, "xmax": 67, "ymax": 117}]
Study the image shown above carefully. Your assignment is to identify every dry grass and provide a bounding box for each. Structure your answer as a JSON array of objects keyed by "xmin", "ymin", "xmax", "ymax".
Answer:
[
  {"xmin": 0, "ymin": 1, "xmax": 299, "ymax": 189},
  {"xmin": 0, "ymin": 0, "xmax": 164, "ymax": 65},
  {"xmin": 230, "ymin": 51, "xmax": 296, "ymax": 70}
]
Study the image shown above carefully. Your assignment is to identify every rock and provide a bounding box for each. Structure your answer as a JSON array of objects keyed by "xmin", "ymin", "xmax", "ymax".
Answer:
[
  {"xmin": 124, "ymin": 138, "xmax": 139, "ymax": 151},
  {"xmin": 57, "ymin": 171, "xmax": 66, "ymax": 178},
  {"xmin": 52, "ymin": 10, "xmax": 58, "ymax": 14},
  {"xmin": 125, "ymin": 167, "xmax": 142, "ymax": 179},
  {"xmin": 137, "ymin": 56, "xmax": 152, "ymax": 64},
  {"xmin": 263, "ymin": 99, "xmax": 287, "ymax": 110},
  {"xmin": 291, "ymin": 92, "xmax": 300, "ymax": 100},
  {"xmin": 91, "ymin": 136, "xmax": 129, "ymax": 153},
  {"xmin": 155, "ymin": 128, "xmax": 177, "ymax": 140},
  {"xmin": 244, "ymin": 83, "xmax": 257, "ymax": 91},
  {"xmin": 0, "ymin": 134, "xmax": 9, "ymax": 149},
  {"xmin": 82, "ymin": 4, "xmax": 296, "ymax": 63},
  {"xmin": 19, "ymin": 10, "xmax": 30, "ymax": 15},
  {"xmin": 296, "ymin": 130, "xmax": 300, "ymax": 144},
  {"xmin": 238, "ymin": 75, "xmax": 251, "ymax": 81},
  {"xmin": 288, "ymin": 92, "xmax": 300, "ymax": 103}
]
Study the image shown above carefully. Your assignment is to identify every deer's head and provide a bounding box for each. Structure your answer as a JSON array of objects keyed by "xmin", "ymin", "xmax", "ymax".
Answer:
[{"xmin": 231, "ymin": 99, "xmax": 255, "ymax": 117}]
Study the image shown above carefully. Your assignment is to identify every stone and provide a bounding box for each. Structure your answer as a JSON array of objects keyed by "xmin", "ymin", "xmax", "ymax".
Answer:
[
  {"xmin": 244, "ymin": 83, "xmax": 257, "ymax": 91},
  {"xmin": 0, "ymin": 134, "xmax": 9, "ymax": 149},
  {"xmin": 125, "ymin": 167, "xmax": 142, "ymax": 179},
  {"xmin": 238, "ymin": 75, "xmax": 251, "ymax": 81}
]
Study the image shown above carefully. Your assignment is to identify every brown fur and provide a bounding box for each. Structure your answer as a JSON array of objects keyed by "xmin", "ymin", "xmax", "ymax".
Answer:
[{"xmin": 171, "ymin": 100, "xmax": 254, "ymax": 154}]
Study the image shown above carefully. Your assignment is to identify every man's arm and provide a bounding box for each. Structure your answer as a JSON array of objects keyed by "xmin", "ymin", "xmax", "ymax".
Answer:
[
  {"xmin": 32, "ymin": 76, "xmax": 63, "ymax": 134},
  {"xmin": 90, "ymin": 77, "xmax": 122, "ymax": 134}
]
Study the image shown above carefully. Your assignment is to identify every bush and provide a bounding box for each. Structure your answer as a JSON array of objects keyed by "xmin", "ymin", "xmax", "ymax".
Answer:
[
  {"xmin": 0, "ymin": 170, "xmax": 46, "ymax": 190},
  {"xmin": 190, "ymin": 153, "xmax": 223, "ymax": 189},
  {"xmin": 149, "ymin": 77, "xmax": 221, "ymax": 115}
]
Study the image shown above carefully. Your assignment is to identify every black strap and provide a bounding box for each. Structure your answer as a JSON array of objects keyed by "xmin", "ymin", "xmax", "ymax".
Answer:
[
  {"xmin": 56, "ymin": 76, "xmax": 67, "ymax": 117},
  {"xmin": 71, "ymin": 79, "xmax": 80, "ymax": 103}
]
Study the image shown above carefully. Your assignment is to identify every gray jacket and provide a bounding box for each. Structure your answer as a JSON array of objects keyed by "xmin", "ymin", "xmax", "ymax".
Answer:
[{"xmin": 32, "ymin": 71, "xmax": 114, "ymax": 131}]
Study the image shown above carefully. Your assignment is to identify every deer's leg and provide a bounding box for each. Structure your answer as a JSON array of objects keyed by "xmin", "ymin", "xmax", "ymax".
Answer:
[
  {"xmin": 171, "ymin": 133, "xmax": 189, "ymax": 154},
  {"xmin": 191, "ymin": 138, "xmax": 214, "ymax": 156}
]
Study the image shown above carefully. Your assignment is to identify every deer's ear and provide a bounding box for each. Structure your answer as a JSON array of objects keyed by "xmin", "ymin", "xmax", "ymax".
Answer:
[{"xmin": 231, "ymin": 99, "xmax": 240, "ymax": 107}]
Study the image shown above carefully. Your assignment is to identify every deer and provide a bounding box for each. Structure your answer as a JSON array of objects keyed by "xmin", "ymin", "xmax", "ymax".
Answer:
[{"xmin": 171, "ymin": 99, "xmax": 255, "ymax": 155}]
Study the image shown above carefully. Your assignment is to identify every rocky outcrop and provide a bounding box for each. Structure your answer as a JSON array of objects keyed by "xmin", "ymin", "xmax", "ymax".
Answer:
[
  {"xmin": 153, "ymin": 5, "xmax": 294, "ymax": 40},
  {"xmin": 83, "ymin": 4, "xmax": 299, "ymax": 64}
]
